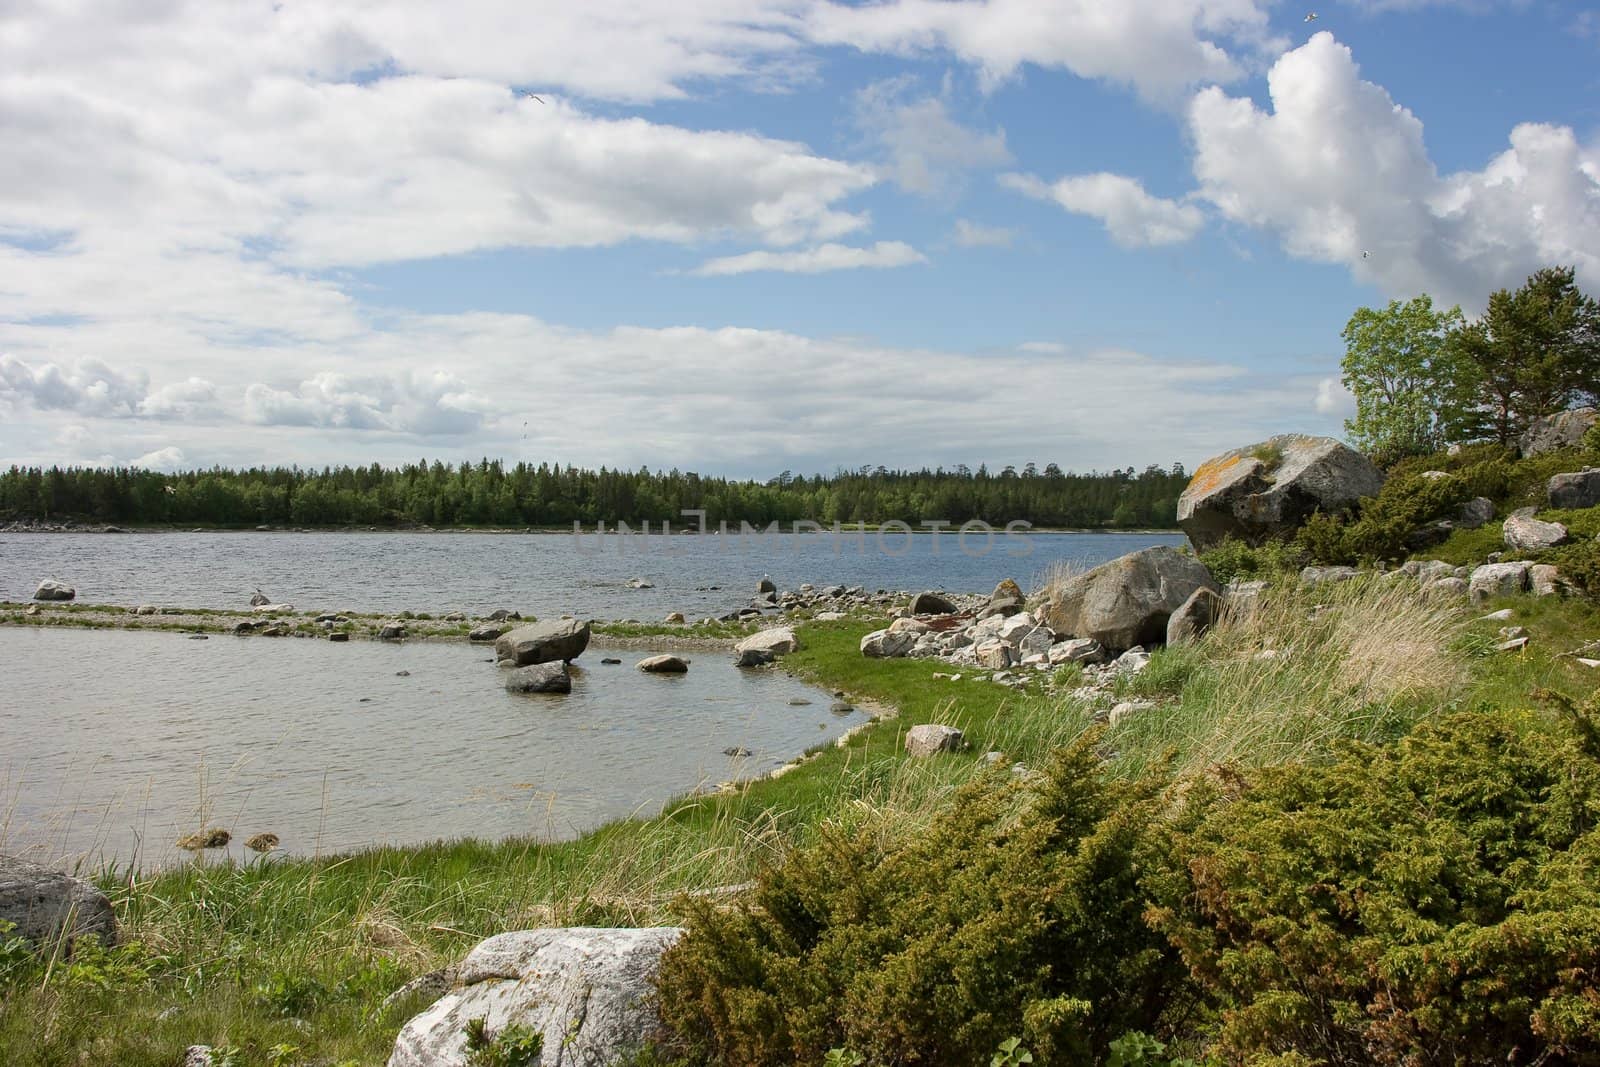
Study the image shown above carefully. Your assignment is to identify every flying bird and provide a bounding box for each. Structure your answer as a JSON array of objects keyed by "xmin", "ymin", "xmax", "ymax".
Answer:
[
  {"xmin": 1362, "ymin": 250, "xmax": 1370, "ymax": 259},
  {"xmin": 523, "ymin": 92, "xmax": 545, "ymax": 104},
  {"xmin": 1305, "ymin": 12, "xmax": 1318, "ymax": 22}
]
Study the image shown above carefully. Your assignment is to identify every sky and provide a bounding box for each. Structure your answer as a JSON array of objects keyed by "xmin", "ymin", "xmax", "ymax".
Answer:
[{"xmin": 2, "ymin": 0, "xmax": 1598, "ymax": 480}]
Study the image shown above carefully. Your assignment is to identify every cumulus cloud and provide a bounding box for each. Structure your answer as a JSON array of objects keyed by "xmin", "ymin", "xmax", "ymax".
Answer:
[
  {"xmin": 1188, "ymin": 33, "xmax": 1600, "ymax": 304},
  {"xmin": 1313, "ymin": 377, "xmax": 1355, "ymax": 417},
  {"xmin": 140, "ymin": 378, "xmax": 220, "ymax": 419},
  {"xmin": 806, "ymin": 0, "xmax": 1284, "ymax": 102},
  {"xmin": 852, "ymin": 77, "xmax": 1011, "ymax": 197},
  {"xmin": 0, "ymin": 354, "xmax": 148, "ymax": 417},
  {"xmin": 130, "ymin": 446, "xmax": 189, "ymax": 472},
  {"xmin": 951, "ymin": 219, "xmax": 1019, "ymax": 248},
  {"xmin": 244, "ymin": 371, "xmax": 494, "ymax": 436},
  {"xmin": 1002, "ymin": 173, "xmax": 1205, "ymax": 247},
  {"xmin": 689, "ymin": 241, "xmax": 928, "ymax": 276}
]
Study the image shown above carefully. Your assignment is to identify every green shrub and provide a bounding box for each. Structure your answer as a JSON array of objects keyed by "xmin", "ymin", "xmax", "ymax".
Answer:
[
  {"xmin": 653, "ymin": 734, "xmax": 1189, "ymax": 1066},
  {"xmin": 1196, "ymin": 538, "xmax": 1306, "ymax": 585},
  {"xmin": 1148, "ymin": 707, "xmax": 1600, "ymax": 1065},
  {"xmin": 464, "ymin": 1017, "xmax": 544, "ymax": 1067}
]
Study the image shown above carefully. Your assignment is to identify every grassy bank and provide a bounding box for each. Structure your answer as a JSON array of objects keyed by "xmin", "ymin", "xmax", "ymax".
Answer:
[{"xmin": 3, "ymin": 581, "xmax": 1597, "ymax": 1065}]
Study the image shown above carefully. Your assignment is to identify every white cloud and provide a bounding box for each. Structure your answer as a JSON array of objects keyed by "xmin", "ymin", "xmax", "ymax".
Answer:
[
  {"xmin": 689, "ymin": 241, "xmax": 928, "ymax": 276},
  {"xmin": 1002, "ymin": 173, "xmax": 1205, "ymax": 247},
  {"xmin": 0, "ymin": 354, "xmax": 148, "ymax": 417},
  {"xmin": 951, "ymin": 219, "xmax": 1019, "ymax": 248},
  {"xmin": 852, "ymin": 77, "xmax": 1011, "ymax": 197},
  {"xmin": 806, "ymin": 0, "xmax": 1284, "ymax": 102},
  {"xmin": 1188, "ymin": 32, "xmax": 1600, "ymax": 304},
  {"xmin": 130, "ymin": 446, "xmax": 189, "ymax": 473},
  {"xmin": 1313, "ymin": 377, "xmax": 1354, "ymax": 417},
  {"xmin": 140, "ymin": 378, "xmax": 220, "ymax": 419},
  {"xmin": 244, "ymin": 371, "xmax": 493, "ymax": 436}
]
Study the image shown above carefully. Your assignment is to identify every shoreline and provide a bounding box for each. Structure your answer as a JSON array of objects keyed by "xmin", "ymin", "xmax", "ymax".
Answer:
[{"xmin": 0, "ymin": 522, "xmax": 1186, "ymax": 536}]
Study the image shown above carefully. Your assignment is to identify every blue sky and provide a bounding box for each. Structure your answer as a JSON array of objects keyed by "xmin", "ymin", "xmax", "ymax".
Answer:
[{"xmin": 2, "ymin": 0, "xmax": 1598, "ymax": 479}]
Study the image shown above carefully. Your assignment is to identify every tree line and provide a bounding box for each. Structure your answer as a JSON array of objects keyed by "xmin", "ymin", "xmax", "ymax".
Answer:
[
  {"xmin": 0, "ymin": 460, "xmax": 1191, "ymax": 530},
  {"xmin": 1341, "ymin": 265, "xmax": 1600, "ymax": 466}
]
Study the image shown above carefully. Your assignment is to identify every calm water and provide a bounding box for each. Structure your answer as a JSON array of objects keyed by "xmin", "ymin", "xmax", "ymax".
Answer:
[
  {"xmin": 0, "ymin": 627, "xmax": 862, "ymax": 871},
  {"xmin": 0, "ymin": 529, "xmax": 1187, "ymax": 618}
]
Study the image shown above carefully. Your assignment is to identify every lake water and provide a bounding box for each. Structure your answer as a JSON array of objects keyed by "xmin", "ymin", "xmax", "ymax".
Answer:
[
  {"xmin": 0, "ymin": 627, "xmax": 862, "ymax": 871},
  {"xmin": 0, "ymin": 529, "xmax": 1188, "ymax": 618}
]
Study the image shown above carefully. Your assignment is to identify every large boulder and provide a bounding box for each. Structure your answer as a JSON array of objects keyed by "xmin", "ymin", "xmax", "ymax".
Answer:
[
  {"xmin": 637, "ymin": 655, "xmax": 689, "ymax": 673},
  {"xmin": 1166, "ymin": 586, "xmax": 1221, "ymax": 647},
  {"xmin": 388, "ymin": 927, "xmax": 681, "ymax": 1067},
  {"xmin": 1503, "ymin": 510, "xmax": 1568, "ymax": 552},
  {"xmin": 0, "ymin": 854, "xmax": 117, "ymax": 947},
  {"xmin": 861, "ymin": 629, "xmax": 916, "ymax": 658},
  {"xmin": 1469, "ymin": 562, "xmax": 1531, "ymax": 602},
  {"xmin": 907, "ymin": 591, "xmax": 958, "ymax": 616},
  {"xmin": 1520, "ymin": 407, "xmax": 1597, "ymax": 457},
  {"xmin": 1177, "ymin": 434, "xmax": 1385, "ymax": 551},
  {"xmin": 32, "ymin": 580, "xmax": 75, "ymax": 602},
  {"xmin": 1548, "ymin": 470, "xmax": 1600, "ymax": 510},
  {"xmin": 735, "ymin": 627, "xmax": 799, "ymax": 657},
  {"xmin": 905, "ymin": 724, "xmax": 965, "ymax": 757},
  {"xmin": 503, "ymin": 663, "xmax": 572, "ymax": 694},
  {"xmin": 495, "ymin": 619, "xmax": 591, "ymax": 666},
  {"xmin": 1039, "ymin": 547, "xmax": 1218, "ymax": 652}
]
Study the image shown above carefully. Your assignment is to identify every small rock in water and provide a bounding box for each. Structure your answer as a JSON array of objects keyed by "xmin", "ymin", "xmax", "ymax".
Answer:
[
  {"xmin": 788, "ymin": 697, "xmax": 812, "ymax": 706},
  {"xmin": 244, "ymin": 832, "xmax": 280, "ymax": 853},
  {"xmin": 504, "ymin": 662, "xmax": 573, "ymax": 694},
  {"xmin": 328, "ymin": 632, "xmax": 349, "ymax": 642},
  {"xmin": 637, "ymin": 654, "xmax": 689, "ymax": 673},
  {"xmin": 829, "ymin": 701, "xmax": 855, "ymax": 715},
  {"xmin": 600, "ymin": 657, "xmax": 622, "ymax": 665},
  {"xmin": 177, "ymin": 827, "xmax": 231, "ymax": 851},
  {"xmin": 723, "ymin": 747, "xmax": 753, "ymax": 758},
  {"xmin": 735, "ymin": 648, "xmax": 775, "ymax": 668},
  {"xmin": 395, "ymin": 670, "xmax": 411, "ymax": 677},
  {"xmin": 188, "ymin": 634, "xmax": 209, "ymax": 641}
]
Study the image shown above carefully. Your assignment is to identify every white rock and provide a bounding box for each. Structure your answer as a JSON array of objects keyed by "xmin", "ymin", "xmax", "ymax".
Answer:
[
  {"xmin": 861, "ymin": 628, "xmax": 916, "ymax": 658},
  {"xmin": 1477, "ymin": 608, "xmax": 1516, "ymax": 622},
  {"xmin": 736, "ymin": 627, "xmax": 799, "ymax": 656},
  {"xmin": 975, "ymin": 640, "xmax": 1017, "ymax": 669},
  {"xmin": 905, "ymin": 724, "xmax": 965, "ymax": 757},
  {"xmin": 1109, "ymin": 701, "xmax": 1154, "ymax": 727},
  {"xmin": 1530, "ymin": 564, "xmax": 1562, "ymax": 597},
  {"xmin": 1469, "ymin": 562, "xmax": 1531, "ymax": 602},
  {"xmin": 1503, "ymin": 512, "xmax": 1568, "ymax": 552},
  {"xmin": 387, "ymin": 927, "xmax": 681, "ymax": 1067},
  {"xmin": 1048, "ymin": 638, "xmax": 1106, "ymax": 666}
]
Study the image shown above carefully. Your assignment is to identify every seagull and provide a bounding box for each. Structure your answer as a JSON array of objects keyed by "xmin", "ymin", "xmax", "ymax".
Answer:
[
  {"xmin": 523, "ymin": 92, "xmax": 545, "ymax": 104},
  {"xmin": 1305, "ymin": 11, "xmax": 1318, "ymax": 21},
  {"xmin": 1361, "ymin": 250, "xmax": 1370, "ymax": 259}
]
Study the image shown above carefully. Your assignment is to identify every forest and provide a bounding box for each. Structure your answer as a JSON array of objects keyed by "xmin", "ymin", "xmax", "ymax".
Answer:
[{"xmin": 0, "ymin": 459, "xmax": 1189, "ymax": 530}]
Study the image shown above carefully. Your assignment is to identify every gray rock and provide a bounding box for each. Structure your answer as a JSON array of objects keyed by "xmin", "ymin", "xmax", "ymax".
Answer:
[
  {"xmin": 1428, "ymin": 576, "xmax": 1470, "ymax": 598},
  {"xmin": 381, "ymin": 966, "xmax": 460, "ymax": 1013},
  {"xmin": 1047, "ymin": 638, "xmax": 1105, "ymax": 666},
  {"xmin": 1469, "ymin": 561, "xmax": 1531, "ymax": 602},
  {"xmin": 735, "ymin": 627, "xmax": 799, "ymax": 657},
  {"xmin": 249, "ymin": 590, "xmax": 271, "ymax": 607},
  {"xmin": 1300, "ymin": 565, "xmax": 1359, "ymax": 586},
  {"xmin": 184, "ymin": 1047, "xmax": 216, "ymax": 1067},
  {"xmin": 1166, "ymin": 586, "xmax": 1222, "ymax": 646},
  {"xmin": 378, "ymin": 622, "xmax": 408, "ymax": 640},
  {"xmin": 1177, "ymin": 434, "xmax": 1385, "ymax": 551},
  {"xmin": 1108, "ymin": 701, "xmax": 1155, "ymax": 728},
  {"xmin": 503, "ymin": 663, "xmax": 572, "ymax": 693},
  {"xmin": 974, "ymin": 640, "xmax": 1017, "ymax": 669},
  {"xmin": 1548, "ymin": 469, "xmax": 1600, "ymax": 510},
  {"xmin": 1530, "ymin": 564, "xmax": 1563, "ymax": 597},
  {"xmin": 637, "ymin": 655, "xmax": 689, "ymax": 673},
  {"xmin": 1503, "ymin": 512, "xmax": 1568, "ymax": 552},
  {"xmin": 0, "ymin": 853, "xmax": 117, "ymax": 947},
  {"xmin": 328, "ymin": 632, "xmax": 349, "ymax": 642},
  {"xmin": 756, "ymin": 577, "xmax": 777, "ymax": 595},
  {"xmin": 486, "ymin": 609, "xmax": 521, "ymax": 622},
  {"xmin": 387, "ymin": 927, "xmax": 682, "ymax": 1067},
  {"xmin": 734, "ymin": 648, "xmax": 775, "ymax": 668},
  {"xmin": 908, "ymin": 591, "xmax": 958, "ymax": 615},
  {"xmin": 905, "ymin": 724, "xmax": 965, "ymax": 757},
  {"xmin": 1040, "ymin": 546, "xmax": 1218, "ymax": 652},
  {"xmin": 468, "ymin": 624, "xmax": 505, "ymax": 642},
  {"xmin": 1519, "ymin": 407, "xmax": 1596, "ymax": 457},
  {"xmin": 1457, "ymin": 497, "xmax": 1496, "ymax": 530},
  {"xmin": 663, "ymin": 611, "xmax": 686, "ymax": 624},
  {"xmin": 861, "ymin": 628, "xmax": 916, "ymax": 658},
  {"xmin": 32, "ymin": 580, "xmax": 75, "ymax": 602},
  {"xmin": 495, "ymin": 619, "xmax": 591, "ymax": 666}
]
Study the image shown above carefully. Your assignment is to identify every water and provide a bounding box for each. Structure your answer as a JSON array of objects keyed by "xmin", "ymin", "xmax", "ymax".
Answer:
[
  {"xmin": 0, "ymin": 529, "xmax": 1188, "ymax": 618},
  {"xmin": 0, "ymin": 627, "xmax": 863, "ymax": 870}
]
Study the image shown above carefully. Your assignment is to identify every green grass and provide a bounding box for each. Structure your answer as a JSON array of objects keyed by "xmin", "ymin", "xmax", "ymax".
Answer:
[{"xmin": 6, "ymin": 593, "xmax": 1599, "ymax": 1065}]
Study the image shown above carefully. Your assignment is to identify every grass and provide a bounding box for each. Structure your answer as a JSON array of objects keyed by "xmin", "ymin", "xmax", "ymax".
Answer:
[{"xmin": 5, "ymin": 588, "xmax": 1598, "ymax": 1065}]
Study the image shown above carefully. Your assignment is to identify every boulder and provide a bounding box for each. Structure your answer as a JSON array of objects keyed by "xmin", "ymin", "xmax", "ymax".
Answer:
[
  {"xmin": 861, "ymin": 629, "xmax": 916, "ymax": 658},
  {"xmin": 1520, "ymin": 407, "xmax": 1596, "ymax": 457},
  {"xmin": 974, "ymin": 640, "xmax": 1017, "ymax": 670},
  {"xmin": 387, "ymin": 927, "xmax": 682, "ymax": 1067},
  {"xmin": 1039, "ymin": 546, "xmax": 1218, "ymax": 652},
  {"xmin": 467, "ymin": 624, "xmax": 505, "ymax": 642},
  {"xmin": 637, "ymin": 655, "xmax": 689, "ymax": 673},
  {"xmin": 249, "ymin": 590, "xmax": 271, "ymax": 607},
  {"xmin": 1457, "ymin": 497, "xmax": 1496, "ymax": 530},
  {"xmin": 1530, "ymin": 564, "xmax": 1563, "ymax": 597},
  {"xmin": 1048, "ymin": 638, "xmax": 1106, "ymax": 666},
  {"xmin": 503, "ymin": 663, "xmax": 572, "ymax": 694},
  {"xmin": 663, "ymin": 612, "xmax": 686, "ymax": 624},
  {"xmin": 908, "ymin": 591, "xmax": 958, "ymax": 615},
  {"xmin": 495, "ymin": 619, "xmax": 591, "ymax": 666},
  {"xmin": 734, "ymin": 648, "xmax": 774, "ymax": 668},
  {"xmin": 1177, "ymin": 434, "xmax": 1385, "ymax": 551},
  {"xmin": 980, "ymin": 578, "xmax": 1026, "ymax": 619},
  {"xmin": 905, "ymin": 724, "xmax": 965, "ymax": 757},
  {"xmin": 378, "ymin": 622, "xmax": 407, "ymax": 640},
  {"xmin": 756, "ymin": 577, "xmax": 777, "ymax": 595},
  {"xmin": 1300, "ymin": 565, "xmax": 1359, "ymax": 586},
  {"xmin": 1166, "ymin": 587, "xmax": 1222, "ymax": 646},
  {"xmin": 0, "ymin": 854, "xmax": 117, "ymax": 948},
  {"xmin": 1503, "ymin": 511, "xmax": 1568, "ymax": 552},
  {"xmin": 1428, "ymin": 576, "xmax": 1470, "ymax": 599},
  {"xmin": 1548, "ymin": 470, "xmax": 1600, "ymax": 510},
  {"xmin": 1469, "ymin": 562, "xmax": 1531, "ymax": 602},
  {"xmin": 32, "ymin": 580, "xmax": 75, "ymax": 602},
  {"xmin": 735, "ymin": 628, "xmax": 799, "ymax": 657}
]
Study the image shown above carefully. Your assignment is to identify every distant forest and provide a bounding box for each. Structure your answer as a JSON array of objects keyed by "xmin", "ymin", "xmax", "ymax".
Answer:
[{"xmin": 0, "ymin": 460, "xmax": 1190, "ymax": 529}]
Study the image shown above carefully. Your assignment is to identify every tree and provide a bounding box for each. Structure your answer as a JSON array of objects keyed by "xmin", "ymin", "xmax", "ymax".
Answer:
[
  {"xmin": 1451, "ymin": 266, "xmax": 1600, "ymax": 445},
  {"xmin": 1340, "ymin": 295, "xmax": 1474, "ymax": 465}
]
